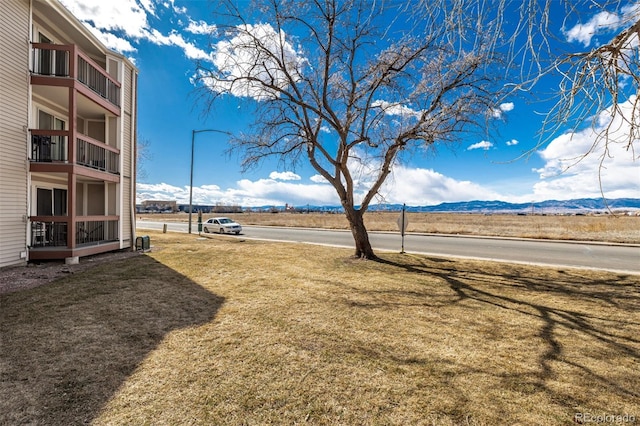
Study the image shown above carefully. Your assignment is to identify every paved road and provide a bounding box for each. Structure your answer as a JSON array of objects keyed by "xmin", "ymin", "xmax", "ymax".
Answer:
[{"xmin": 137, "ymin": 221, "xmax": 640, "ymax": 274}]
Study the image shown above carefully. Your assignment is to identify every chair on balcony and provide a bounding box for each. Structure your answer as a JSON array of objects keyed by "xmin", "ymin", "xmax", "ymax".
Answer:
[
  {"xmin": 32, "ymin": 135, "xmax": 52, "ymax": 162},
  {"xmin": 32, "ymin": 222, "xmax": 48, "ymax": 246}
]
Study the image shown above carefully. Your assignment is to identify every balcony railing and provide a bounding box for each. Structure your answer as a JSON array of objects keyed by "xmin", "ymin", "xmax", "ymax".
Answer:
[
  {"xmin": 31, "ymin": 43, "xmax": 121, "ymax": 107},
  {"xmin": 30, "ymin": 221, "xmax": 68, "ymax": 247},
  {"xmin": 30, "ymin": 130, "xmax": 120, "ymax": 175},
  {"xmin": 31, "ymin": 131, "xmax": 68, "ymax": 162},
  {"xmin": 76, "ymin": 220, "xmax": 119, "ymax": 246},
  {"xmin": 31, "ymin": 44, "xmax": 70, "ymax": 77},
  {"xmin": 77, "ymin": 136, "xmax": 120, "ymax": 174},
  {"xmin": 30, "ymin": 219, "xmax": 119, "ymax": 248},
  {"xmin": 76, "ymin": 56, "xmax": 120, "ymax": 107}
]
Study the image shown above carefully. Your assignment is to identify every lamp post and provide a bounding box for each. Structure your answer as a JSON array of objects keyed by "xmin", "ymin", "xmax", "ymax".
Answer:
[{"xmin": 188, "ymin": 129, "xmax": 230, "ymax": 234}]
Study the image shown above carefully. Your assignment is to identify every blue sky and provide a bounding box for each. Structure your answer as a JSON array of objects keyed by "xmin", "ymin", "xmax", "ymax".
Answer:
[{"xmin": 60, "ymin": 0, "xmax": 640, "ymax": 207}]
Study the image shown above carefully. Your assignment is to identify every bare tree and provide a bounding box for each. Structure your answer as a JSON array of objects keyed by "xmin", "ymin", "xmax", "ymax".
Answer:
[
  {"xmin": 414, "ymin": 0, "xmax": 640, "ymax": 148},
  {"xmin": 136, "ymin": 136, "xmax": 152, "ymax": 182},
  {"xmin": 479, "ymin": 0, "xmax": 639, "ymax": 158},
  {"xmin": 195, "ymin": 0, "xmax": 509, "ymax": 259},
  {"xmin": 501, "ymin": 0, "xmax": 640, "ymax": 206}
]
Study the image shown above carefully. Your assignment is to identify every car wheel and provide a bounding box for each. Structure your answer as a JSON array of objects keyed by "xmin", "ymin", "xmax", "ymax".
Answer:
[
  {"xmin": 235, "ymin": 231, "xmax": 240, "ymax": 235},
  {"xmin": 219, "ymin": 228, "xmax": 224, "ymax": 234},
  {"xmin": 204, "ymin": 227, "xmax": 209, "ymax": 233}
]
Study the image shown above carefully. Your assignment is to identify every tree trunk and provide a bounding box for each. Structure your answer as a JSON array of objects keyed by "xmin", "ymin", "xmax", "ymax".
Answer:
[{"xmin": 344, "ymin": 207, "xmax": 376, "ymax": 259}]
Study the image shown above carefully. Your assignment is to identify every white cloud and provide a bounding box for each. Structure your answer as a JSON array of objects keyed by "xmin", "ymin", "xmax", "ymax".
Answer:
[
  {"xmin": 269, "ymin": 171, "xmax": 301, "ymax": 181},
  {"xmin": 186, "ymin": 20, "xmax": 217, "ymax": 35},
  {"xmin": 372, "ymin": 100, "xmax": 422, "ymax": 118},
  {"xmin": 164, "ymin": 0, "xmax": 187, "ymax": 14},
  {"xmin": 506, "ymin": 139, "xmax": 519, "ymax": 146},
  {"xmin": 137, "ymin": 174, "xmax": 338, "ymax": 206},
  {"xmin": 60, "ymin": 0, "xmax": 151, "ymax": 39},
  {"xmin": 500, "ymin": 102, "xmax": 515, "ymax": 113},
  {"xmin": 137, "ymin": 163, "xmax": 506, "ymax": 207},
  {"xmin": 491, "ymin": 102, "xmax": 515, "ymax": 118},
  {"xmin": 146, "ymin": 29, "xmax": 210, "ymax": 60},
  {"xmin": 378, "ymin": 165, "xmax": 502, "ymax": 205},
  {"xmin": 530, "ymin": 95, "xmax": 640, "ymax": 200},
  {"xmin": 467, "ymin": 141, "xmax": 494, "ymax": 150},
  {"xmin": 310, "ymin": 174, "xmax": 328, "ymax": 183},
  {"xmin": 137, "ymin": 182, "xmax": 190, "ymax": 203},
  {"xmin": 234, "ymin": 178, "xmax": 338, "ymax": 205},
  {"xmin": 86, "ymin": 28, "xmax": 137, "ymax": 53},
  {"xmin": 60, "ymin": 0, "xmax": 211, "ymax": 60},
  {"xmin": 563, "ymin": 7, "xmax": 638, "ymax": 47}
]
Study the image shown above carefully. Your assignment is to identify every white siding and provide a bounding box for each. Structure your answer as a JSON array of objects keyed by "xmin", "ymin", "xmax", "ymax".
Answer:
[
  {"xmin": 120, "ymin": 63, "xmax": 137, "ymax": 247},
  {"xmin": 121, "ymin": 177, "xmax": 132, "ymax": 246},
  {"xmin": 0, "ymin": 0, "xmax": 30, "ymax": 268},
  {"xmin": 123, "ymin": 112, "xmax": 133, "ymax": 174}
]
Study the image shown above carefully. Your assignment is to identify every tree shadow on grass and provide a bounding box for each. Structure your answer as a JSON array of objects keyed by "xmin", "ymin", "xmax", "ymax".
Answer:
[
  {"xmin": 370, "ymin": 255, "xmax": 640, "ymax": 410},
  {"xmin": 0, "ymin": 254, "xmax": 224, "ymax": 425}
]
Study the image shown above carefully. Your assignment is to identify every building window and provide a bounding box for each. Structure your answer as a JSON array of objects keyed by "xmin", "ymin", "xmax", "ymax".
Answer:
[
  {"xmin": 36, "ymin": 33, "xmax": 68, "ymax": 76},
  {"xmin": 36, "ymin": 110, "xmax": 66, "ymax": 161},
  {"xmin": 36, "ymin": 188, "xmax": 67, "ymax": 216}
]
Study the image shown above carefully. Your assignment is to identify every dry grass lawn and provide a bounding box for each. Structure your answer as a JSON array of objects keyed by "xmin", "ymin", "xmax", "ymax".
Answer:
[
  {"xmin": 1, "ymin": 231, "xmax": 638, "ymax": 425},
  {"xmin": 139, "ymin": 211, "xmax": 640, "ymax": 244}
]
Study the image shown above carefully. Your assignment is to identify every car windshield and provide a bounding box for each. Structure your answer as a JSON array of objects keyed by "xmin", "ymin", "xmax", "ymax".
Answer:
[{"xmin": 218, "ymin": 218, "xmax": 233, "ymax": 224}]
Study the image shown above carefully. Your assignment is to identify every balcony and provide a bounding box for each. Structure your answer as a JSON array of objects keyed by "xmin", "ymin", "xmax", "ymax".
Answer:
[
  {"xmin": 30, "ymin": 130, "xmax": 120, "ymax": 176},
  {"xmin": 30, "ymin": 218, "xmax": 119, "ymax": 248},
  {"xmin": 31, "ymin": 43, "xmax": 121, "ymax": 107},
  {"xmin": 31, "ymin": 131, "xmax": 68, "ymax": 162},
  {"xmin": 31, "ymin": 221, "xmax": 67, "ymax": 247},
  {"xmin": 77, "ymin": 136, "xmax": 119, "ymax": 174}
]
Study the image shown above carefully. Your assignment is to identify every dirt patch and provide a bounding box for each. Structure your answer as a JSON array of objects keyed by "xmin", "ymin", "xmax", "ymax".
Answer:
[{"xmin": 0, "ymin": 250, "xmax": 141, "ymax": 296}]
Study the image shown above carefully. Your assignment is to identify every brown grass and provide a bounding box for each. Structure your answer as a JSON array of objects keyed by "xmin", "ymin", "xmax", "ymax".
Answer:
[
  {"xmin": 1, "ymin": 231, "xmax": 638, "ymax": 425},
  {"xmin": 139, "ymin": 212, "xmax": 640, "ymax": 244}
]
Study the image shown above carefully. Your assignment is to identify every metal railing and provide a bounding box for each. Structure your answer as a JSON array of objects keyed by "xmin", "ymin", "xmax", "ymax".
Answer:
[
  {"xmin": 30, "ymin": 220, "xmax": 119, "ymax": 248},
  {"xmin": 30, "ymin": 221, "xmax": 68, "ymax": 247},
  {"xmin": 76, "ymin": 137, "xmax": 119, "ymax": 174},
  {"xmin": 31, "ymin": 133, "xmax": 68, "ymax": 162},
  {"xmin": 77, "ymin": 56, "xmax": 121, "ymax": 106},
  {"xmin": 29, "ymin": 130, "xmax": 119, "ymax": 175},
  {"xmin": 31, "ymin": 45, "xmax": 70, "ymax": 77},
  {"xmin": 76, "ymin": 220, "xmax": 119, "ymax": 245}
]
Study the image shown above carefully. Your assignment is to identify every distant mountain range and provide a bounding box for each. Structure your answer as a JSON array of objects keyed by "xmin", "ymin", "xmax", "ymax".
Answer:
[
  {"xmin": 365, "ymin": 198, "xmax": 640, "ymax": 214},
  {"xmin": 276, "ymin": 198, "xmax": 640, "ymax": 214},
  {"xmin": 166, "ymin": 198, "xmax": 640, "ymax": 214}
]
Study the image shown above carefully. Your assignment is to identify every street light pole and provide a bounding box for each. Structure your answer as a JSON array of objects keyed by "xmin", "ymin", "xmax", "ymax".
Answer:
[{"xmin": 188, "ymin": 129, "xmax": 231, "ymax": 234}]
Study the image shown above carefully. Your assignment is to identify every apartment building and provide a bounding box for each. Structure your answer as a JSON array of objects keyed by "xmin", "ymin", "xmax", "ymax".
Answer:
[{"xmin": 0, "ymin": 0, "xmax": 138, "ymax": 268}]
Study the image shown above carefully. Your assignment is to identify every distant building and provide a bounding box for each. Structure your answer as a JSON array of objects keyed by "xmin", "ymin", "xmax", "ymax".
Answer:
[
  {"xmin": 174, "ymin": 204, "xmax": 242, "ymax": 214},
  {"xmin": 140, "ymin": 200, "xmax": 178, "ymax": 213}
]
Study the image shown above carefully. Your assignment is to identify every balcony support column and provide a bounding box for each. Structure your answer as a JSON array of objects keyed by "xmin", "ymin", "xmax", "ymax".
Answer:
[
  {"xmin": 67, "ymin": 70, "xmax": 78, "ymax": 250},
  {"xmin": 69, "ymin": 44, "xmax": 77, "ymax": 80},
  {"xmin": 68, "ymin": 76, "xmax": 77, "ymax": 166},
  {"xmin": 67, "ymin": 171, "xmax": 77, "ymax": 250}
]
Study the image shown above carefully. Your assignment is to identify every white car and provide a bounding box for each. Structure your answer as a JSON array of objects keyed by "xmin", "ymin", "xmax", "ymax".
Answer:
[{"xmin": 203, "ymin": 217, "xmax": 242, "ymax": 235}]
